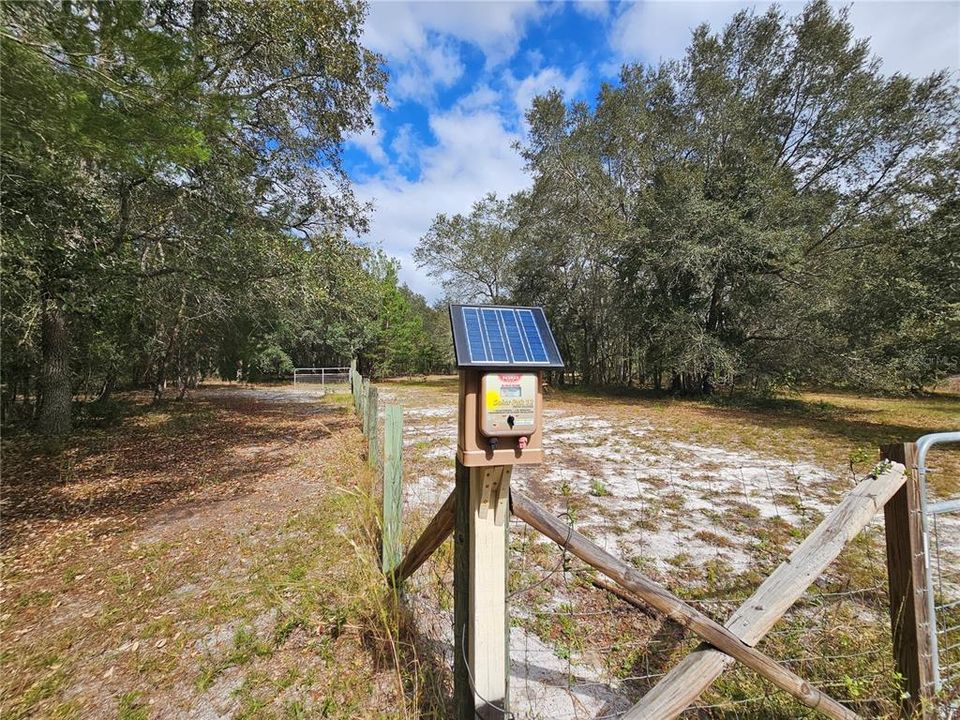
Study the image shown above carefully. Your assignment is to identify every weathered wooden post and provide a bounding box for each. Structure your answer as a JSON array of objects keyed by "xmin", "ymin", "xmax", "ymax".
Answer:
[
  {"xmin": 449, "ymin": 305, "xmax": 564, "ymax": 720},
  {"xmin": 360, "ymin": 378, "xmax": 370, "ymax": 434},
  {"xmin": 382, "ymin": 404, "xmax": 403, "ymax": 575},
  {"xmin": 881, "ymin": 443, "xmax": 935, "ymax": 718},
  {"xmin": 366, "ymin": 384, "xmax": 379, "ymax": 468}
]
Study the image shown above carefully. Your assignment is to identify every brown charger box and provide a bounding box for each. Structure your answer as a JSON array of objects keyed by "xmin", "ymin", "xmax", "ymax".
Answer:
[{"xmin": 457, "ymin": 369, "xmax": 544, "ymax": 467}]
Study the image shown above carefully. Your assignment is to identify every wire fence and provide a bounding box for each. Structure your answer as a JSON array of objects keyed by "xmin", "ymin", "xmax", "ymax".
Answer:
[
  {"xmin": 398, "ymin": 465, "xmax": 904, "ymax": 718},
  {"xmin": 366, "ymin": 379, "xmax": 957, "ymax": 718},
  {"xmin": 292, "ymin": 366, "xmax": 350, "ymax": 388},
  {"xmin": 928, "ymin": 484, "xmax": 960, "ymax": 702}
]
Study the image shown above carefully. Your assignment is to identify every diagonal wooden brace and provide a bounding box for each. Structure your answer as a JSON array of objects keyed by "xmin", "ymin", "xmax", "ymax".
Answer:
[
  {"xmin": 388, "ymin": 490, "xmax": 455, "ymax": 588},
  {"xmin": 623, "ymin": 462, "xmax": 906, "ymax": 718},
  {"xmin": 511, "ymin": 490, "xmax": 863, "ymax": 720}
]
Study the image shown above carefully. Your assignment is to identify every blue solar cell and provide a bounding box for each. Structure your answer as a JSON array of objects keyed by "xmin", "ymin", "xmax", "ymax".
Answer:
[
  {"xmin": 449, "ymin": 304, "xmax": 562, "ymax": 368},
  {"xmin": 463, "ymin": 307, "xmax": 488, "ymax": 362},
  {"xmin": 500, "ymin": 310, "xmax": 529, "ymax": 363},
  {"xmin": 518, "ymin": 310, "xmax": 548, "ymax": 362},
  {"xmin": 481, "ymin": 309, "xmax": 509, "ymax": 362}
]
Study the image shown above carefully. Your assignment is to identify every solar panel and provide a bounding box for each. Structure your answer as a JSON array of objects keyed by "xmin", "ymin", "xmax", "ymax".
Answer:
[{"xmin": 449, "ymin": 304, "xmax": 564, "ymax": 368}]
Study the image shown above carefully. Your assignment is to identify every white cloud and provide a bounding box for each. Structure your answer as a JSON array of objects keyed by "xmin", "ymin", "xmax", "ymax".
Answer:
[
  {"xmin": 505, "ymin": 64, "xmax": 591, "ymax": 118},
  {"xmin": 347, "ymin": 107, "xmax": 388, "ymax": 165},
  {"xmin": 353, "ymin": 106, "xmax": 530, "ymax": 298},
  {"xmin": 390, "ymin": 123, "xmax": 421, "ymax": 168},
  {"xmin": 457, "ymin": 83, "xmax": 504, "ymax": 112},
  {"xmin": 611, "ymin": 1, "xmax": 757, "ymax": 64},
  {"xmin": 363, "ymin": 0, "xmax": 546, "ymax": 67},
  {"xmin": 391, "ymin": 39, "xmax": 465, "ymax": 103},
  {"xmin": 361, "ymin": 2, "xmax": 546, "ymax": 107},
  {"xmin": 609, "ymin": 1, "xmax": 959, "ymax": 78},
  {"xmin": 574, "ymin": 0, "xmax": 611, "ymax": 20},
  {"xmin": 847, "ymin": 1, "xmax": 959, "ymax": 78}
]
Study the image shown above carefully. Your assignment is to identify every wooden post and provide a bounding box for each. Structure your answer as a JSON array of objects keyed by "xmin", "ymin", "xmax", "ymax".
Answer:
[
  {"xmin": 882, "ymin": 443, "xmax": 935, "ymax": 718},
  {"xmin": 454, "ymin": 460, "xmax": 511, "ymax": 720},
  {"xmin": 366, "ymin": 385, "xmax": 379, "ymax": 468},
  {"xmin": 360, "ymin": 378, "xmax": 369, "ymax": 433},
  {"xmin": 382, "ymin": 404, "xmax": 403, "ymax": 575}
]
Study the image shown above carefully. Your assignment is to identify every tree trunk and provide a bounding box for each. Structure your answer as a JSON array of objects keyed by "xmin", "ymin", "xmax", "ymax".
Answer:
[
  {"xmin": 98, "ymin": 371, "xmax": 117, "ymax": 403},
  {"xmin": 153, "ymin": 292, "xmax": 188, "ymax": 403},
  {"xmin": 38, "ymin": 298, "xmax": 72, "ymax": 438}
]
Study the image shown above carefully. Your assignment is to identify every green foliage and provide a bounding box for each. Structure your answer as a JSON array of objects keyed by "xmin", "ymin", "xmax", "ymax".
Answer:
[
  {"xmin": 0, "ymin": 1, "xmax": 452, "ymax": 433},
  {"xmin": 416, "ymin": 0, "xmax": 959, "ymax": 394},
  {"xmin": 414, "ymin": 192, "xmax": 521, "ymax": 303},
  {"xmin": 364, "ymin": 254, "xmax": 451, "ymax": 378},
  {"xmin": 249, "ymin": 345, "xmax": 294, "ymax": 379}
]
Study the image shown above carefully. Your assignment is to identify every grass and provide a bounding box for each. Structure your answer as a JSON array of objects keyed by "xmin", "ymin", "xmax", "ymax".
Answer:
[
  {"xmin": 0, "ymin": 386, "xmax": 415, "ymax": 719},
  {"xmin": 4, "ymin": 377, "xmax": 957, "ymax": 719}
]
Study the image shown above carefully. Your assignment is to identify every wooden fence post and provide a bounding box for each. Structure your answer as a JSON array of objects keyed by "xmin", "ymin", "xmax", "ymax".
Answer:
[
  {"xmin": 366, "ymin": 385, "xmax": 379, "ymax": 468},
  {"xmin": 360, "ymin": 378, "xmax": 369, "ymax": 433},
  {"xmin": 454, "ymin": 460, "xmax": 511, "ymax": 720},
  {"xmin": 349, "ymin": 358, "xmax": 357, "ymax": 392},
  {"xmin": 382, "ymin": 404, "xmax": 403, "ymax": 575},
  {"xmin": 881, "ymin": 443, "xmax": 935, "ymax": 718}
]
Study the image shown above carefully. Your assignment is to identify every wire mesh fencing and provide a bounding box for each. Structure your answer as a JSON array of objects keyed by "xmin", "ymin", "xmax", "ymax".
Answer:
[
  {"xmin": 398, "ymin": 468, "xmax": 907, "ymax": 719},
  {"xmin": 931, "ymin": 505, "xmax": 960, "ymax": 701},
  {"xmin": 926, "ymin": 470, "xmax": 960, "ymax": 704}
]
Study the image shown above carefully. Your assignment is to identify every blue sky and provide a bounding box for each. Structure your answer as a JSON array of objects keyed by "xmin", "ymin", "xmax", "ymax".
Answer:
[{"xmin": 345, "ymin": 0, "xmax": 960, "ymax": 300}]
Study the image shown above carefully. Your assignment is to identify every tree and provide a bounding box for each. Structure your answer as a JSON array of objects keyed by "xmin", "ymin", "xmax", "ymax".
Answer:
[
  {"xmin": 414, "ymin": 193, "xmax": 522, "ymax": 304},
  {"xmin": 362, "ymin": 254, "xmax": 449, "ymax": 378},
  {"xmin": 508, "ymin": 0, "xmax": 958, "ymax": 392},
  {"xmin": 1, "ymin": 0, "xmax": 386, "ymax": 434}
]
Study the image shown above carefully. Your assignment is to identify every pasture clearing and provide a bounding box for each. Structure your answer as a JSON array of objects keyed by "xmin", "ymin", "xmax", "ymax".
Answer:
[
  {"xmin": 1, "ymin": 379, "xmax": 957, "ymax": 718},
  {"xmin": 380, "ymin": 377, "xmax": 960, "ymax": 718}
]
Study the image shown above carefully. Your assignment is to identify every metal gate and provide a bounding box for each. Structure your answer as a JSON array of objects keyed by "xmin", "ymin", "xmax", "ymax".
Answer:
[
  {"xmin": 916, "ymin": 431, "xmax": 960, "ymax": 695},
  {"xmin": 292, "ymin": 366, "xmax": 350, "ymax": 388}
]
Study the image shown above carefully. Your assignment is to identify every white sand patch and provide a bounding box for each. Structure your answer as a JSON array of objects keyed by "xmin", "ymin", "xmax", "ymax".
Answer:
[
  {"xmin": 510, "ymin": 626, "xmax": 628, "ymax": 720},
  {"xmin": 401, "ymin": 474, "xmax": 450, "ymax": 510},
  {"xmin": 515, "ymin": 413, "xmax": 840, "ymax": 575},
  {"xmin": 404, "ymin": 407, "xmax": 457, "ymax": 419},
  {"xmin": 425, "ymin": 442, "xmax": 457, "ymax": 459}
]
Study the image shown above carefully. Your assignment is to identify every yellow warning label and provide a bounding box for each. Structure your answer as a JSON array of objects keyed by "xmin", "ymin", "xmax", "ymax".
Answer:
[{"xmin": 486, "ymin": 389, "xmax": 500, "ymax": 410}]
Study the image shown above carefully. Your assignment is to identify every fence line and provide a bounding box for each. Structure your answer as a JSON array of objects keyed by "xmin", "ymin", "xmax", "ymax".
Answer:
[
  {"xmin": 340, "ymin": 369, "xmax": 948, "ymax": 718},
  {"xmin": 350, "ymin": 365, "xmax": 405, "ymax": 576}
]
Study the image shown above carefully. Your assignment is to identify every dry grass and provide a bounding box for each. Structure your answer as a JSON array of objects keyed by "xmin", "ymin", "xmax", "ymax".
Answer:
[
  {"xmin": 1, "ymin": 387, "xmax": 415, "ymax": 719},
  {"xmin": 3, "ymin": 378, "xmax": 957, "ymax": 719}
]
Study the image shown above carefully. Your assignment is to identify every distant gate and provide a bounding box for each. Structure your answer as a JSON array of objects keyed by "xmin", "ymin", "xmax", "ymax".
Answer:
[{"xmin": 292, "ymin": 367, "xmax": 350, "ymax": 389}]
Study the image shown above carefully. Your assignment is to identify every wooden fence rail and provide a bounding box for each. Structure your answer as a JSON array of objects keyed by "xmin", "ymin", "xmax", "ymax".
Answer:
[{"xmin": 623, "ymin": 460, "xmax": 907, "ymax": 718}]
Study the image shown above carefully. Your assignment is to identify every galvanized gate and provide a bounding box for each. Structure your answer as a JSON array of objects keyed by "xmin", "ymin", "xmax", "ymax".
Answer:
[
  {"xmin": 916, "ymin": 431, "xmax": 960, "ymax": 695},
  {"xmin": 292, "ymin": 366, "xmax": 350, "ymax": 388}
]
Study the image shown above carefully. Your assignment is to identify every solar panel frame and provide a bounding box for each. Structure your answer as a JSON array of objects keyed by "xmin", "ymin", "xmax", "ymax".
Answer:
[{"xmin": 449, "ymin": 304, "xmax": 564, "ymax": 369}]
